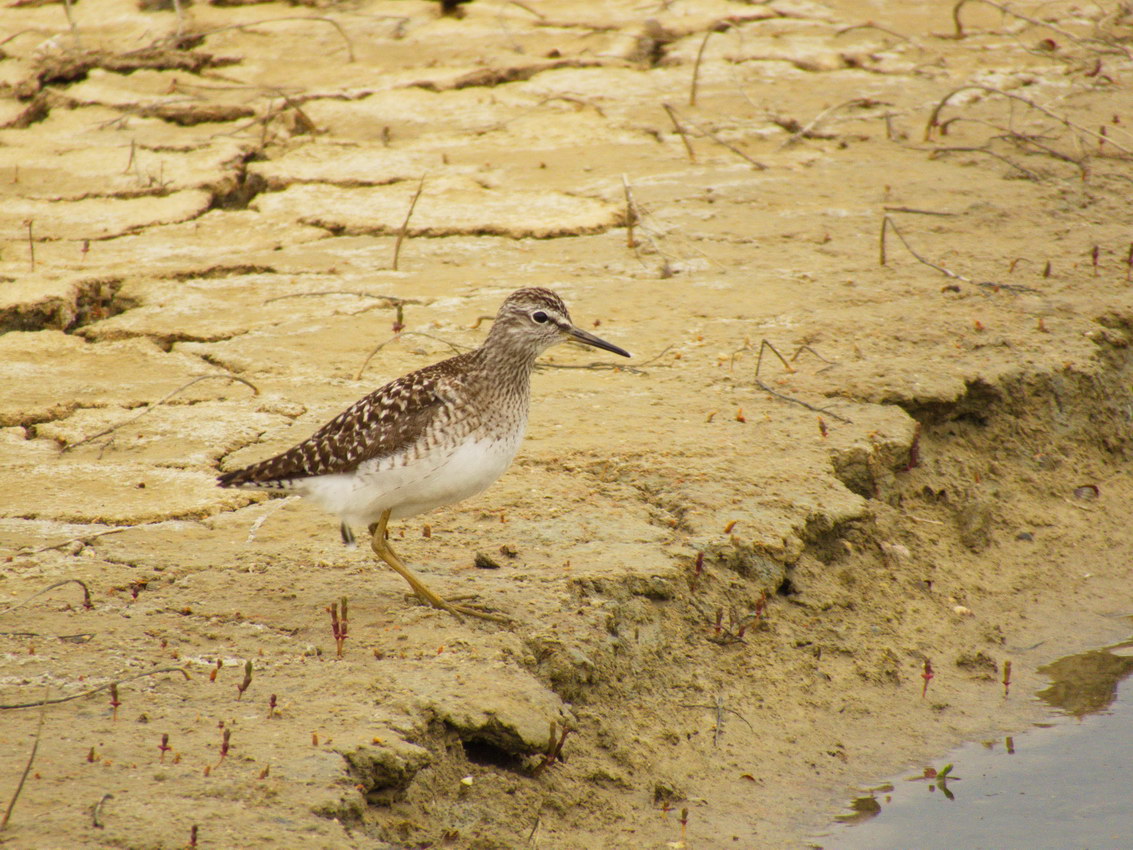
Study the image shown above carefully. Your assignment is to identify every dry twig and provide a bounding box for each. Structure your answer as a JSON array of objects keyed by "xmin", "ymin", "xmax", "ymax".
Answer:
[
  {"xmin": 15, "ymin": 526, "xmax": 134, "ymax": 556},
  {"xmin": 779, "ymin": 98, "xmax": 880, "ymax": 149},
  {"xmin": 61, "ymin": 0, "xmax": 81, "ymax": 48},
  {"xmin": 0, "ymin": 580, "xmax": 91, "ymax": 616},
  {"xmin": 751, "ymin": 340, "xmax": 852, "ymax": 424},
  {"xmin": 0, "ymin": 688, "xmax": 48, "ymax": 830},
  {"xmin": 392, "ymin": 175, "xmax": 425, "ymax": 271},
  {"xmin": 171, "ymin": 0, "xmax": 184, "ymax": 39},
  {"xmin": 63, "ymin": 375, "xmax": 259, "ymax": 453},
  {"xmin": 835, "ymin": 22, "xmax": 911, "ymax": 41},
  {"xmin": 752, "ymin": 339, "xmax": 834, "ymax": 375},
  {"xmin": 508, "ymin": 0, "xmax": 545, "ymax": 20},
  {"xmin": 681, "ymin": 113, "xmax": 767, "ymax": 170},
  {"xmin": 880, "ymin": 215, "xmax": 1038, "ymax": 292},
  {"xmin": 951, "ymin": 0, "xmax": 1131, "ymax": 58},
  {"xmin": 689, "ymin": 26, "xmax": 718, "ymax": 106},
  {"xmin": 662, "ymin": 103, "xmax": 696, "ymax": 162},
  {"xmin": 882, "ymin": 206, "xmax": 958, "ymax": 216},
  {"xmin": 925, "ymin": 85, "xmax": 1132, "ymax": 153},
  {"xmin": 622, "ymin": 174, "xmax": 639, "ymax": 249},
  {"xmin": 0, "ymin": 668, "xmax": 190, "ymax": 711},
  {"xmin": 929, "ymin": 144, "xmax": 1043, "ymax": 180},
  {"xmin": 998, "ymin": 132, "xmax": 1088, "ymax": 178},
  {"xmin": 24, "ymin": 220, "xmax": 34, "ymax": 273},
  {"xmin": 355, "ymin": 331, "xmax": 469, "ymax": 380},
  {"xmin": 928, "ymin": 114, "xmax": 1089, "ymax": 177},
  {"xmin": 679, "ymin": 695, "xmax": 754, "ymax": 746},
  {"xmin": 245, "ymin": 495, "xmax": 299, "ymax": 543},
  {"xmin": 91, "ymin": 793, "xmax": 112, "ymax": 829}
]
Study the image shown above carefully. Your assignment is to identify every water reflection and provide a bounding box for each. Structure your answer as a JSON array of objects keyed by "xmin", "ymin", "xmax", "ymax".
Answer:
[
  {"xmin": 1037, "ymin": 639, "xmax": 1133, "ymax": 716},
  {"xmin": 834, "ymin": 791, "xmax": 884, "ymax": 825},
  {"xmin": 819, "ymin": 636, "xmax": 1133, "ymax": 849}
]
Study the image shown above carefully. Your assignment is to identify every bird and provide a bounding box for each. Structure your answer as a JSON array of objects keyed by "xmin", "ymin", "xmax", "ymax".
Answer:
[{"xmin": 217, "ymin": 287, "xmax": 630, "ymax": 622}]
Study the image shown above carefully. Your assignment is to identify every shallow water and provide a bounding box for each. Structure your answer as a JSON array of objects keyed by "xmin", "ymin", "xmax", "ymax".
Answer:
[{"xmin": 820, "ymin": 638, "xmax": 1133, "ymax": 850}]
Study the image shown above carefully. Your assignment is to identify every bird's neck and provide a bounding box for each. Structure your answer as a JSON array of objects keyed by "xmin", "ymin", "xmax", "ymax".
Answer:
[{"xmin": 466, "ymin": 334, "xmax": 539, "ymax": 398}]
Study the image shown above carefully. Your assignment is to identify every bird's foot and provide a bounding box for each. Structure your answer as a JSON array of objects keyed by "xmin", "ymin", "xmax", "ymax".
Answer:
[
  {"xmin": 412, "ymin": 591, "xmax": 511, "ymax": 624},
  {"xmin": 370, "ymin": 510, "xmax": 511, "ymax": 624}
]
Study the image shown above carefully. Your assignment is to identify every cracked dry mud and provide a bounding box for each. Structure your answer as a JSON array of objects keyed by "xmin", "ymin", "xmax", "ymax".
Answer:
[{"xmin": 2, "ymin": 1, "xmax": 1133, "ymax": 848}]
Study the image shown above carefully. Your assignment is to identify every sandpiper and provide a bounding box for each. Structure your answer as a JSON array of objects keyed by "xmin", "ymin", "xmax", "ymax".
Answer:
[{"xmin": 218, "ymin": 288, "xmax": 630, "ymax": 621}]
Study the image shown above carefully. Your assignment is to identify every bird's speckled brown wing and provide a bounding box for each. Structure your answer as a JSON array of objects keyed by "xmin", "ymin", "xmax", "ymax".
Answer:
[{"xmin": 218, "ymin": 354, "xmax": 472, "ymax": 488}]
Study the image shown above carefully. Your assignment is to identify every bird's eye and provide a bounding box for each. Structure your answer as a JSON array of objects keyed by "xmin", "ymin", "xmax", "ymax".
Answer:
[{"xmin": 532, "ymin": 311, "xmax": 548, "ymax": 324}]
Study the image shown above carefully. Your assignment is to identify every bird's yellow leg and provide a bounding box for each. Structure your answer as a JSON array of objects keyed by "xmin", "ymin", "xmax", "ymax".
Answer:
[{"xmin": 369, "ymin": 509, "xmax": 510, "ymax": 624}]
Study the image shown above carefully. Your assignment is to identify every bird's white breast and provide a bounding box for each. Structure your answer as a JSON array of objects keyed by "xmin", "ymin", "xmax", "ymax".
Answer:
[{"xmin": 296, "ymin": 425, "xmax": 525, "ymax": 528}]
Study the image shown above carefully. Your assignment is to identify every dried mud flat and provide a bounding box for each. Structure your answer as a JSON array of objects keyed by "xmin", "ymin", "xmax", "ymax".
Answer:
[{"xmin": 2, "ymin": 1, "xmax": 1133, "ymax": 847}]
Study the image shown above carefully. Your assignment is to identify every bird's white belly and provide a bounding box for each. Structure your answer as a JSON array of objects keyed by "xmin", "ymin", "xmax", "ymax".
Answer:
[{"xmin": 297, "ymin": 432, "xmax": 523, "ymax": 527}]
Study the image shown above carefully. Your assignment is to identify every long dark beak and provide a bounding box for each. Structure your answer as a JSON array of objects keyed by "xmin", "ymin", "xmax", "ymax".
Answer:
[{"xmin": 566, "ymin": 325, "xmax": 631, "ymax": 358}]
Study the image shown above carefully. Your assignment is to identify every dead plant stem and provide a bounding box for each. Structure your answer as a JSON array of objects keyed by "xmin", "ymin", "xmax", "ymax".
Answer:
[
  {"xmin": 392, "ymin": 176, "xmax": 425, "ymax": 271},
  {"xmin": 0, "ymin": 688, "xmax": 48, "ymax": 830},
  {"xmin": 63, "ymin": 375, "xmax": 259, "ymax": 453}
]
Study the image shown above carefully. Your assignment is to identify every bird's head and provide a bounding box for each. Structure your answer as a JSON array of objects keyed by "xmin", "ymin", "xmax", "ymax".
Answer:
[{"xmin": 490, "ymin": 287, "xmax": 631, "ymax": 360}]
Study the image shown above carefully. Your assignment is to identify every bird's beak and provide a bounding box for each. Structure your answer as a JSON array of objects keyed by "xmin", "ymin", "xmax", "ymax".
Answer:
[{"xmin": 566, "ymin": 325, "xmax": 631, "ymax": 358}]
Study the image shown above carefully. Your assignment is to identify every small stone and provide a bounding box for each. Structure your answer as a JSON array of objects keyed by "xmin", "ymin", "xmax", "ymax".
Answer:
[{"xmin": 473, "ymin": 552, "xmax": 501, "ymax": 569}]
